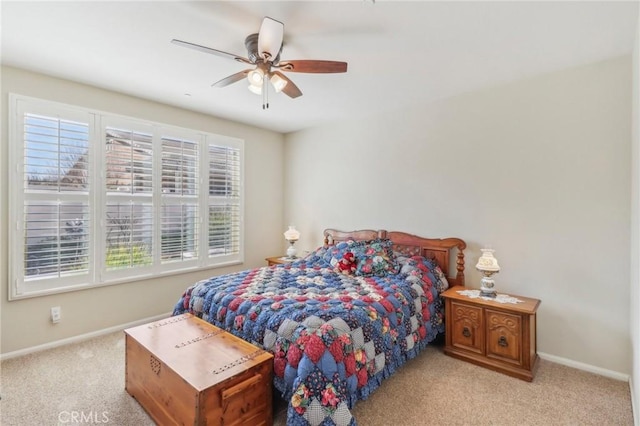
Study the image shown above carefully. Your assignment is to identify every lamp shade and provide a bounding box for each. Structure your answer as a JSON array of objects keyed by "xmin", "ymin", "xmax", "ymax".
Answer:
[
  {"xmin": 284, "ymin": 225, "xmax": 300, "ymax": 242},
  {"xmin": 270, "ymin": 73, "xmax": 288, "ymax": 93},
  {"xmin": 247, "ymin": 68, "xmax": 264, "ymax": 86},
  {"xmin": 476, "ymin": 248, "xmax": 500, "ymax": 272},
  {"xmin": 247, "ymin": 84, "xmax": 262, "ymax": 95}
]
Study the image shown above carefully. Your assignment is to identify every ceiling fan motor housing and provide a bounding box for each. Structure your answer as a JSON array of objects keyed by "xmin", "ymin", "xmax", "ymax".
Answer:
[
  {"xmin": 245, "ymin": 33, "xmax": 281, "ymax": 64},
  {"xmin": 244, "ymin": 34, "xmax": 259, "ymax": 63}
]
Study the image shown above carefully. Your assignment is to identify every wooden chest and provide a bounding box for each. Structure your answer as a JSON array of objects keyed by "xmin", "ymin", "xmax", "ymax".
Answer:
[{"xmin": 125, "ymin": 313, "xmax": 274, "ymax": 426}]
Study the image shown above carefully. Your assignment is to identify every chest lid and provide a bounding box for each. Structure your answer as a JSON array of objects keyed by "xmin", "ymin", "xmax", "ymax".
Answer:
[{"xmin": 125, "ymin": 313, "xmax": 273, "ymax": 390}]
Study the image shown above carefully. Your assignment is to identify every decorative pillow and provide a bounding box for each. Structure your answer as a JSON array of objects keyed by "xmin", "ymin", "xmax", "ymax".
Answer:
[
  {"xmin": 303, "ymin": 245, "xmax": 329, "ymax": 265},
  {"xmin": 322, "ymin": 240, "xmax": 357, "ymax": 268},
  {"xmin": 402, "ymin": 255, "xmax": 450, "ymax": 292},
  {"xmin": 352, "ymin": 238, "xmax": 399, "ymax": 277},
  {"xmin": 394, "ymin": 252, "xmax": 409, "ymax": 268}
]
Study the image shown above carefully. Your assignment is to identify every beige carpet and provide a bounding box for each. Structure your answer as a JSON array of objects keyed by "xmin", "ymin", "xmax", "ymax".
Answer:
[{"xmin": 0, "ymin": 331, "xmax": 633, "ymax": 426}]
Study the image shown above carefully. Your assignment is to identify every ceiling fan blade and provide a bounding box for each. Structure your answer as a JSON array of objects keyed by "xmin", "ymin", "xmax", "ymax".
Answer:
[
  {"xmin": 271, "ymin": 71, "xmax": 302, "ymax": 99},
  {"xmin": 276, "ymin": 60, "xmax": 348, "ymax": 73},
  {"xmin": 257, "ymin": 17, "xmax": 284, "ymax": 61},
  {"xmin": 212, "ymin": 70, "xmax": 251, "ymax": 88},
  {"xmin": 171, "ymin": 39, "xmax": 252, "ymax": 65}
]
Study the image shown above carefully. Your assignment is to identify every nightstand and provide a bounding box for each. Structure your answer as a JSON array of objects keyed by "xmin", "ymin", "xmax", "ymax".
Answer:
[
  {"xmin": 441, "ymin": 286, "xmax": 541, "ymax": 381},
  {"xmin": 265, "ymin": 256, "xmax": 293, "ymax": 266}
]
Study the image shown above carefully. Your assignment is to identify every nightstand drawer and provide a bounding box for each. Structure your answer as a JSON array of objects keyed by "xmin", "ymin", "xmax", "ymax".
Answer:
[
  {"xmin": 486, "ymin": 309, "xmax": 521, "ymax": 365},
  {"xmin": 450, "ymin": 301, "xmax": 484, "ymax": 355}
]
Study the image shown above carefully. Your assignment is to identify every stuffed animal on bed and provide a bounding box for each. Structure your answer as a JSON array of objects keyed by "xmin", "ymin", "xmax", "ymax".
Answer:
[{"xmin": 335, "ymin": 251, "xmax": 357, "ymax": 275}]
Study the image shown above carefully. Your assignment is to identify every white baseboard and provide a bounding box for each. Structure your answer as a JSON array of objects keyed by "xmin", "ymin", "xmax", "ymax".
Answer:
[
  {"xmin": 538, "ymin": 351, "xmax": 630, "ymax": 382},
  {"xmin": 630, "ymin": 376, "xmax": 639, "ymax": 426},
  {"xmin": 0, "ymin": 312, "xmax": 172, "ymax": 361},
  {"xmin": 1, "ymin": 321, "xmax": 632, "ymax": 380}
]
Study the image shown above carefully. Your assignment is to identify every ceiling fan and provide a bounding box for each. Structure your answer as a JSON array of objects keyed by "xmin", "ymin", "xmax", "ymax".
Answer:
[{"xmin": 171, "ymin": 17, "xmax": 348, "ymax": 109}]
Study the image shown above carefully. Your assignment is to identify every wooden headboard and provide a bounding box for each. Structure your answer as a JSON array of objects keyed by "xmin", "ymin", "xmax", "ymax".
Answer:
[{"xmin": 323, "ymin": 229, "xmax": 466, "ymax": 287}]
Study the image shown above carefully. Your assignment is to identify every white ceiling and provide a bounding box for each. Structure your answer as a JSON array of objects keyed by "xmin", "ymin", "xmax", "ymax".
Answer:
[{"xmin": 2, "ymin": 1, "xmax": 638, "ymax": 134}]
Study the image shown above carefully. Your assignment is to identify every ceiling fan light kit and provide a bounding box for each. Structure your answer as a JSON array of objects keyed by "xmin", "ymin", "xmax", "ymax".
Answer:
[{"xmin": 172, "ymin": 16, "xmax": 348, "ymax": 109}]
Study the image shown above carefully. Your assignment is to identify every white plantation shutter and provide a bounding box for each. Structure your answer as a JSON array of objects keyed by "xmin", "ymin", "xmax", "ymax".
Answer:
[
  {"xmin": 105, "ymin": 203, "xmax": 153, "ymax": 270},
  {"xmin": 104, "ymin": 125, "xmax": 154, "ymax": 272},
  {"xmin": 24, "ymin": 202, "xmax": 90, "ymax": 279},
  {"xmin": 161, "ymin": 204, "xmax": 199, "ymax": 262},
  {"xmin": 24, "ymin": 114, "xmax": 89, "ymax": 192},
  {"xmin": 208, "ymin": 143, "xmax": 241, "ymax": 258},
  {"xmin": 161, "ymin": 136, "xmax": 197, "ymax": 195},
  {"xmin": 105, "ymin": 128, "xmax": 153, "ymax": 194},
  {"xmin": 16, "ymin": 107, "xmax": 92, "ymax": 294},
  {"xmin": 208, "ymin": 204, "xmax": 241, "ymax": 256},
  {"xmin": 10, "ymin": 94, "xmax": 244, "ymax": 298},
  {"xmin": 161, "ymin": 136, "xmax": 199, "ymax": 263}
]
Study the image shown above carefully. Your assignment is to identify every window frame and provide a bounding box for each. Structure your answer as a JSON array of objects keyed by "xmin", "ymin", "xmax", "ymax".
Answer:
[{"xmin": 8, "ymin": 94, "xmax": 244, "ymax": 300}]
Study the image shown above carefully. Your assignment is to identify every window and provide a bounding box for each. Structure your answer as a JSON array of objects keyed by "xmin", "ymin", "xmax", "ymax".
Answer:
[
  {"xmin": 104, "ymin": 125, "xmax": 154, "ymax": 273},
  {"xmin": 9, "ymin": 94, "xmax": 244, "ymax": 299},
  {"xmin": 160, "ymin": 135, "xmax": 198, "ymax": 264},
  {"xmin": 208, "ymin": 144, "xmax": 241, "ymax": 257}
]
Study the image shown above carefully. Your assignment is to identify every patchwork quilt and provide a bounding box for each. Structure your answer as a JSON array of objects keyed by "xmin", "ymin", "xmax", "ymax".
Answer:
[{"xmin": 173, "ymin": 245, "xmax": 448, "ymax": 426}]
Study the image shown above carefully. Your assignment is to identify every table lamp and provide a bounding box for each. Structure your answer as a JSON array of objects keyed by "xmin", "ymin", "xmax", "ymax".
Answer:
[
  {"xmin": 284, "ymin": 225, "xmax": 300, "ymax": 259},
  {"xmin": 476, "ymin": 248, "xmax": 500, "ymax": 297}
]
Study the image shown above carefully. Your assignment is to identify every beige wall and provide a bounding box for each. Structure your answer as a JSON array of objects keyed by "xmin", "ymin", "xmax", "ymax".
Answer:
[
  {"xmin": 284, "ymin": 57, "xmax": 632, "ymax": 375},
  {"xmin": 0, "ymin": 66, "xmax": 285, "ymax": 354},
  {"xmin": 631, "ymin": 8, "xmax": 640, "ymax": 421}
]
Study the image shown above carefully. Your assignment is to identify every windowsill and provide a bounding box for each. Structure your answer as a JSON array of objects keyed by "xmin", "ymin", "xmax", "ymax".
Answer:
[{"xmin": 9, "ymin": 260, "xmax": 244, "ymax": 301}]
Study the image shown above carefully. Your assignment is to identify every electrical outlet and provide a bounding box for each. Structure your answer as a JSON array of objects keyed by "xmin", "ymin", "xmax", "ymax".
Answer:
[{"xmin": 51, "ymin": 306, "xmax": 61, "ymax": 323}]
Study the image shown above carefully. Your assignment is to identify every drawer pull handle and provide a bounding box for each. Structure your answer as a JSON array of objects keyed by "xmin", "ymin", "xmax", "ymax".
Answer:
[
  {"xmin": 221, "ymin": 374, "xmax": 263, "ymax": 401},
  {"xmin": 498, "ymin": 336, "xmax": 508, "ymax": 347},
  {"xmin": 462, "ymin": 327, "xmax": 471, "ymax": 338}
]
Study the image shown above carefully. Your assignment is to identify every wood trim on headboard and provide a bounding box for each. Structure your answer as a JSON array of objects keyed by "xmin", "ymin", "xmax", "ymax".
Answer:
[
  {"xmin": 322, "ymin": 228, "xmax": 467, "ymax": 287},
  {"xmin": 323, "ymin": 229, "xmax": 382, "ymax": 245},
  {"xmin": 385, "ymin": 231, "xmax": 466, "ymax": 287}
]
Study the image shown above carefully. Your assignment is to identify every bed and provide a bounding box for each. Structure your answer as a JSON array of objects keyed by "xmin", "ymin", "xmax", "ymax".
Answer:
[{"xmin": 173, "ymin": 229, "xmax": 466, "ymax": 426}]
